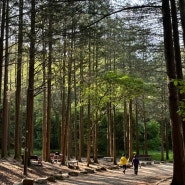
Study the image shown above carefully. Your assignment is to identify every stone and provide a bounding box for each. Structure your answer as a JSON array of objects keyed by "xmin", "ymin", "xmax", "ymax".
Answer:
[
  {"xmin": 68, "ymin": 171, "xmax": 78, "ymax": 176},
  {"xmin": 154, "ymin": 161, "xmax": 160, "ymax": 164},
  {"xmin": 80, "ymin": 171, "xmax": 88, "ymax": 174},
  {"xmin": 13, "ymin": 182, "xmax": 23, "ymax": 185},
  {"xmin": 85, "ymin": 168, "xmax": 95, "ymax": 173},
  {"xmin": 34, "ymin": 178, "xmax": 47, "ymax": 184},
  {"xmin": 22, "ymin": 178, "xmax": 34, "ymax": 185},
  {"xmin": 100, "ymin": 167, "xmax": 106, "ymax": 171},
  {"xmin": 53, "ymin": 174, "xmax": 64, "ymax": 180},
  {"xmin": 47, "ymin": 176, "xmax": 56, "ymax": 182},
  {"xmin": 62, "ymin": 173, "xmax": 69, "ymax": 178}
]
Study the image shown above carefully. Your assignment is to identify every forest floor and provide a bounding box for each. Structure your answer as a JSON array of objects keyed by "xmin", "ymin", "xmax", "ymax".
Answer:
[{"xmin": 0, "ymin": 157, "xmax": 173, "ymax": 185}]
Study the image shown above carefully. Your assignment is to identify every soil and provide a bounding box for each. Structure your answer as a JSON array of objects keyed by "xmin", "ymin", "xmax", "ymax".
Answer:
[{"xmin": 0, "ymin": 157, "xmax": 173, "ymax": 185}]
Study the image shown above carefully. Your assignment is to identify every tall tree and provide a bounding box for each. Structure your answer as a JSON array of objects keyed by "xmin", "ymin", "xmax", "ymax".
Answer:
[
  {"xmin": 24, "ymin": 0, "xmax": 36, "ymax": 175},
  {"xmin": 2, "ymin": 0, "xmax": 9, "ymax": 158},
  {"xmin": 0, "ymin": 0, "xmax": 6, "ymax": 104},
  {"xmin": 162, "ymin": 0, "xmax": 185, "ymax": 184},
  {"xmin": 45, "ymin": 0, "xmax": 53, "ymax": 163},
  {"xmin": 14, "ymin": 0, "xmax": 23, "ymax": 160}
]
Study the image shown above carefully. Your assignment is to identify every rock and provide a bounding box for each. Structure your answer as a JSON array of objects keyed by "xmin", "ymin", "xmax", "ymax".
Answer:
[
  {"xmin": 107, "ymin": 166, "xmax": 118, "ymax": 170},
  {"xmin": 95, "ymin": 168, "xmax": 102, "ymax": 172},
  {"xmin": 22, "ymin": 178, "xmax": 34, "ymax": 185},
  {"xmin": 68, "ymin": 171, "xmax": 78, "ymax": 176},
  {"xmin": 146, "ymin": 161, "xmax": 152, "ymax": 165},
  {"xmin": 80, "ymin": 171, "xmax": 88, "ymax": 174},
  {"xmin": 13, "ymin": 182, "xmax": 23, "ymax": 185},
  {"xmin": 62, "ymin": 173, "xmax": 69, "ymax": 178},
  {"xmin": 154, "ymin": 161, "xmax": 160, "ymax": 164},
  {"xmin": 46, "ymin": 176, "xmax": 56, "ymax": 182},
  {"xmin": 34, "ymin": 178, "xmax": 47, "ymax": 184},
  {"xmin": 53, "ymin": 174, "xmax": 64, "ymax": 180},
  {"xmin": 85, "ymin": 168, "xmax": 95, "ymax": 173},
  {"xmin": 100, "ymin": 167, "xmax": 106, "ymax": 171}
]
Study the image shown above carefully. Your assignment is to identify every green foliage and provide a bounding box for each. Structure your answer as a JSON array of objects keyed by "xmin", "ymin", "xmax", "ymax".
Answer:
[
  {"xmin": 103, "ymin": 71, "xmax": 155, "ymax": 99},
  {"xmin": 146, "ymin": 120, "xmax": 161, "ymax": 150},
  {"xmin": 173, "ymin": 79, "xmax": 185, "ymax": 120}
]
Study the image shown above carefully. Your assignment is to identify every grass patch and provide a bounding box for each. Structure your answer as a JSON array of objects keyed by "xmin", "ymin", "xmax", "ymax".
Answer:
[{"xmin": 148, "ymin": 150, "xmax": 173, "ymax": 161}]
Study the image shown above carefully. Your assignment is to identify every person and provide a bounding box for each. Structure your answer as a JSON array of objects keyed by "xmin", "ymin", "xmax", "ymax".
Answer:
[
  {"xmin": 119, "ymin": 153, "xmax": 128, "ymax": 174},
  {"xmin": 132, "ymin": 155, "xmax": 140, "ymax": 175}
]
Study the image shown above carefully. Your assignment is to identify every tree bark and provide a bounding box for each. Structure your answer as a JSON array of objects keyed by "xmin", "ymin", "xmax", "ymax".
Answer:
[
  {"xmin": 24, "ymin": 0, "xmax": 36, "ymax": 175},
  {"xmin": 14, "ymin": 0, "xmax": 23, "ymax": 160},
  {"xmin": 0, "ymin": 0, "xmax": 6, "ymax": 104},
  {"xmin": 2, "ymin": 0, "xmax": 9, "ymax": 158},
  {"xmin": 46, "ymin": 6, "xmax": 53, "ymax": 162},
  {"xmin": 162, "ymin": 0, "xmax": 185, "ymax": 184}
]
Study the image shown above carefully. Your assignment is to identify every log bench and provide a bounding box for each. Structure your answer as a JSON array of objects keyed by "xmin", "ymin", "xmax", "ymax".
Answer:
[
  {"xmin": 103, "ymin": 157, "xmax": 113, "ymax": 162},
  {"xmin": 137, "ymin": 154, "xmax": 152, "ymax": 161},
  {"xmin": 21, "ymin": 154, "xmax": 42, "ymax": 166},
  {"xmin": 66, "ymin": 160, "xmax": 78, "ymax": 167}
]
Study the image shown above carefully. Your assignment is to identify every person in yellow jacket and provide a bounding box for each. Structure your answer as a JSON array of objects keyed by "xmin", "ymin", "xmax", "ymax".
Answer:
[{"xmin": 119, "ymin": 153, "xmax": 128, "ymax": 174}]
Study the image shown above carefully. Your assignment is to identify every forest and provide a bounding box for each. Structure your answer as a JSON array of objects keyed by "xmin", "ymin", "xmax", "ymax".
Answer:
[{"xmin": 0, "ymin": 0, "xmax": 185, "ymax": 184}]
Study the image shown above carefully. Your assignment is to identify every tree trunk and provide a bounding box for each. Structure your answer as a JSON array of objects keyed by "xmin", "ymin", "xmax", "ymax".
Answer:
[
  {"xmin": 171, "ymin": 0, "xmax": 185, "ymax": 147},
  {"xmin": 24, "ymin": 0, "xmax": 35, "ymax": 175},
  {"xmin": 162, "ymin": 0, "xmax": 185, "ymax": 183},
  {"xmin": 113, "ymin": 105, "xmax": 117, "ymax": 165},
  {"xmin": 61, "ymin": 31, "xmax": 67, "ymax": 165},
  {"xmin": 86, "ymin": 99, "xmax": 91, "ymax": 167},
  {"xmin": 78, "ymin": 49, "xmax": 84, "ymax": 162},
  {"xmin": 93, "ymin": 113, "xmax": 98, "ymax": 163},
  {"xmin": 135, "ymin": 99, "xmax": 139, "ymax": 155},
  {"xmin": 14, "ymin": 0, "xmax": 23, "ymax": 160},
  {"xmin": 128, "ymin": 99, "xmax": 133, "ymax": 161},
  {"xmin": 46, "ymin": 9, "xmax": 53, "ymax": 162},
  {"xmin": 143, "ymin": 96, "xmax": 148, "ymax": 154},
  {"xmin": 0, "ymin": 0, "xmax": 6, "ymax": 104},
  {"xmin": 41, "ymin": 25, "xmax": 47, "ymax": 161},
  {"xmin": 2, "ymin": 0, "xmax": 9, "ymax": 158},
  {"xmin": 123, "ymin": 99, "xmax": 128, "ymax": 155}
]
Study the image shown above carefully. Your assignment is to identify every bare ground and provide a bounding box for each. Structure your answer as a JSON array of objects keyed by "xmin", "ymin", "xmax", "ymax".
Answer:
[{"xmin": 0, "ymin": 157, "xmax": 173, "ymax": 185}]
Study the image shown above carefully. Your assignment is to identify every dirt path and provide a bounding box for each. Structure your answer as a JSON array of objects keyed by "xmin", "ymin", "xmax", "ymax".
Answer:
[
  {"xmin": 48, "ymin": 162, "xmax": 173, "ymax": 185},
  {"xmin": 0, "ymin": 158, "xmax": 173, "ymax": 185}
]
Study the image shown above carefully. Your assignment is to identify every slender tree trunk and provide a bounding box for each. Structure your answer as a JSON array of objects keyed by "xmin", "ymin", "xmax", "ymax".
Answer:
[
  {"xmin": 46, "ymin": 13, "xmax": 52, "ymax": 162},
  {"xmin": 123, "ymin": 99, "xmax": 128, "ymax": 154},
  {"xmin": 2, "ymin": 0, "xmax": 9, "ymax": 158},
  {"xmin": 41, "ymin": 27, "xmax": 47, "ymax": 161},
  {"xmin": 78, "ymin": 49, "xmax": 84, "ymax": 162},
  {"xmin": 61, "ymin": 30, "xmax": 67, "ymax": 165},
  {"xmin": 143, "ymin": 96, "xmax": 148, "ymax": 154},
  {"xmin": 93, "ymin": 113, "xmax": 98, "ymax": 163},
  {"xmin": 0, "ymin": 0, "xmax": 6, "ymax": 104},
  {"xmin": 135, "ymin": 99, "xmax": 139, "ymax": 155},
  {"xmin": 14, "ymin": 0, "xmax": 23, "ymax": 160},
  {"xmin": 73, "ymin": 58, "xmax": 78, "ymax": 159},
  {"xmin": 86, "ymin": 98, "xmax": 91, "ymax": 167},
  {"xmin": 113, "ymin": 106, "xmax": 117, "ymax": 165},
  {"xmin": 107, "ymin": 102, "xmax": 111, "ymax": 156},
  {"xmin": 128, "ymin": 99, "xmax": 133, "ymax": 161},
  {"xmin": 87, "ymin": 38, "xmax": 92, "ymax": 167}
]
